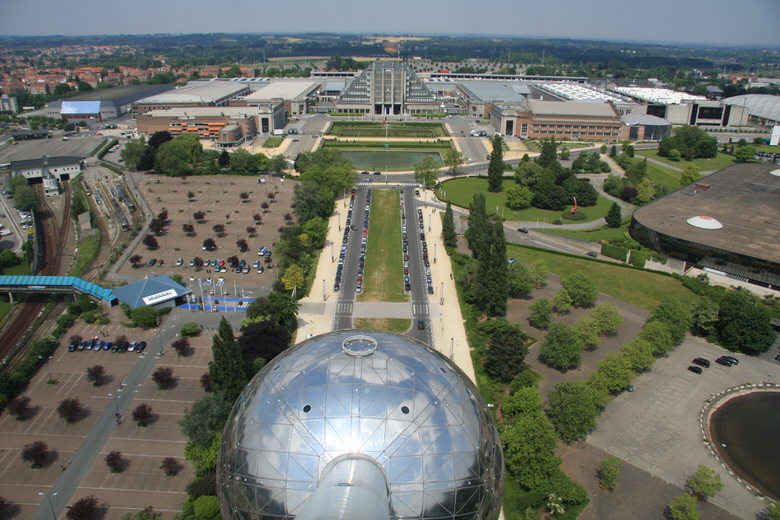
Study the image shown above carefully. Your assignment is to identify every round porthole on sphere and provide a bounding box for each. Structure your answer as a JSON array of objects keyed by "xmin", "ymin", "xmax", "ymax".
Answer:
[
  {"xmin": 401, "ymin": 406, "xmax": 410, "ymax": 414},
  {"xmin": 303, "ymin": 404, "xmax": 311, "ymax": 413}
]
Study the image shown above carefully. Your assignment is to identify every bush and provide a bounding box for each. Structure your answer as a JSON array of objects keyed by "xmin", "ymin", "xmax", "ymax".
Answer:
[
  {"xmin": 180, "ymin": 322, "xmax": 201, "ymax": 337},
  {"xmin": 186, "ymin": 475, "xmax": 217, "ymax": 498},
  {"xmin": 601, "ymin": 243, "xmax": 628, "ymax": 261},
  {"xmin": 598, "ymin": 456, "xmax": 623, "ymax": 490}
]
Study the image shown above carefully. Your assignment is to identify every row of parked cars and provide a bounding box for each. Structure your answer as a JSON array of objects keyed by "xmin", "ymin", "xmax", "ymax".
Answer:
[
  {"xmin": 334, "ymin": 188, "xmax": 369, "ymax": 293},
  {"xmin": 142, "ymin": 255, "xmax": 270, "ymax": 274},
  {"xmin": 687, "ymin": 355, "xmax": 739, "ymax": 374},
  {"xmin": 68, "ymin": 336, "xmax": 147, "ymax": 353}
]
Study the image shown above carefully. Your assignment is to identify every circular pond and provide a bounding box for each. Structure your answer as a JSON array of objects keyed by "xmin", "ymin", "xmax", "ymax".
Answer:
[{"xmin": 709, "ymin": 392, "xmax": 780, "ymax": 499}]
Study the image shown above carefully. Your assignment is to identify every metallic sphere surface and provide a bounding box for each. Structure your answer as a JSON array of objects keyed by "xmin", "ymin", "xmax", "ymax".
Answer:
[{"xmin": 217, "ymin": 330, "xmax": 503, "ymax": 519}]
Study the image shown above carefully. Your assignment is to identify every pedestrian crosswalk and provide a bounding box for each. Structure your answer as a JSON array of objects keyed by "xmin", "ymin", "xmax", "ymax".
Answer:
[
  {"xmin": 356, "ymin": 182, "xmax": 420, "ymax": 187},
  {"xmin": 337, "ymin": 302, "xmax": 354, "ymax": 315},
  {"xmin": 412, "ymin": 302, "xmax": 429, "ymax": 315}
]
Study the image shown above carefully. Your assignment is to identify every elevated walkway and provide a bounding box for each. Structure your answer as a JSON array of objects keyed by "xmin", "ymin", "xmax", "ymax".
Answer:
[{"xmin": 0, "ymin": 275, "xmax": 116, "ymax": 304}]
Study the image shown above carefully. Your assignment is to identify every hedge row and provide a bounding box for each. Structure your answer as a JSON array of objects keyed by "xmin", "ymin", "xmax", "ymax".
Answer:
[
  {"xmin": 97, "ymin": 139, "xmax": 119, "ymax": 159},
  {"xmin": 628, "ymin": 250, "xmax": 652, "ymax": 268},
  {"xmin": 601, "ymin": 243, "xmax": 628, "ymax": 261},
  {"xmin": 0, "ymin": 336, "xmax": 57, "ymax": 408}
]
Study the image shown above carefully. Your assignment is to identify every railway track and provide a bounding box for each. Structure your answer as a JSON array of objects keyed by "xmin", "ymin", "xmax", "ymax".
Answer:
[{"xmin": 0, "ymin": 183, "xmax": 71, "ymax": 367}]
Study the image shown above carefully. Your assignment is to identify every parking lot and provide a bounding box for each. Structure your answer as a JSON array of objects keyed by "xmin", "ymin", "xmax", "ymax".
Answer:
[
  {"xmin": 588, "ymin": 335, "xmax": 778, "ymax": 519},
  {"xmin": 118, "ymin": 175, "xmax": 296, "ymax": 290}
]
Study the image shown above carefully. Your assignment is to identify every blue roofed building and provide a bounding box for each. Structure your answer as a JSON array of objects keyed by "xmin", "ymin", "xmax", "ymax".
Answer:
[{"xmin": 111, "ymin": 275, "xmax": 191, "ymax": 309}]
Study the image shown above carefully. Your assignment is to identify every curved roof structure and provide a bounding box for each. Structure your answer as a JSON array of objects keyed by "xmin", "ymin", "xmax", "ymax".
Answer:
[
  {"xmin": 0, "ymin": 275, "xmax": 115, "ymax": 303},
  {"xmin": 722, "ymin": 94, "xmax": 780, "ymax": 123},
  {"xmin": 218, "ymin": 330, "xmax": 503, "ymax": 520}
]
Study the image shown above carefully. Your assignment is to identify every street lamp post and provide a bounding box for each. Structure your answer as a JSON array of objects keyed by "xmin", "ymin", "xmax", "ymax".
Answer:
[{"xmin": 37, "ymin": 491, "xmax": 58, "ymax": 520}]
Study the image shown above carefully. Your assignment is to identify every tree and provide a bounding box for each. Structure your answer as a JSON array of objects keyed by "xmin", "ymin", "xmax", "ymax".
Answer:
[
  {"xmin": 131, "ymin": 306, "xmax": 159, "ymax": 328},
  {"xmin": 218, "ymin": 149, "xmax": 230, "ymax": 168},
  {"xmin": 236, "ymin": 238, "xmax": 248, "ymax": 252},
  {"xmin": 238, "ymin": 319, "xmax": 292, "ymax": 371},
  {"xmin": 142, "ymin": 234, "xmax": 159, "ymax": 250},
  {"xmin": 505, "ymin": 184, "xmax": 533, "ymax": 210},
  {"xmin": 193, "ymin": 495, "xmax": 221, "ymax": 520},
  {"xmin": 679, "ymin": 165, "xmax": 702, "ymax": 187},
  {"xmin": 537, "ymin": 137, "xmax": 558, "ymax": 169},
  {"xmin": 540, "ymin": 322, "xmax": 582, "ymax": 371},
  {"xmin": 590, "ymin": 303, "xmax": 622, "ymax": 336},
  {"xmin": 734, "ymin": 145, "xmax": 755, "ymax": 162},
  {"xmin": 132, "ymin": 403, "xmax": 153, "ymax": 426},
  {"xmin": 474, "ymin": 221, "xmax": 508, "ymax": 316},
  {"xmin": 151, "ymin": 367, "xmax": 175, "ymax": 389},
  {"xmin": 691, "ymin": 299, "xmax": 720, "ymax": 337},
  {"xmin": 86, "ymin": 365, "xmax": 105, "ymax": 386},
  {"xmin": 649, "ymin": 297, "xmax": 692, "ymax": 346},
  {"xmin": 182, "ymin": 223, "xmax": 195, "ymax": 236},
  {"xmin": 575, "ymin": 318, "xmax": 600, "ymax": 350},
  {"xmin": 483, "ymin": 319, "xmax": 528, "ymax": 383},
  {"xmin": 281, "ymin": 264, "xmax": 305, "ymax": 292},
  {"xmin": 200, "ymin": 372, "xmax": 212, "ymax": 392},
  {"xmin": 635, "ymin": 177, "xmax": 655, "ymax": 204},
  {"xmin": 687, "ymin": 465, "xmax": 724, "ymax": 500},
  {"xmin": 105, "ymin": 450, "xmax": 125, "ymax": 472},
  {"xmin": 193, "ymin": 210, "xmax": 206, "ymax": 223},
  {"xmin": 529, "ymin": 298, "xmax": 553, "ymax": 329},
  {"xmin": 179, "ymin": 393, "xmax": 232, "ymax": 448},
  {"xmin": 8, "ymin": 395, "xmax": 32, "ymax": 420},
  {"xmin": 465, "ymin": 193, "xmax": 490, "ymax": 258},
  {"xmin": 716, "ymin": 291, "xmax": 776, "ymax": 353},
  {"xmin": 442, "ymin": 202, "xmax": 457, "ymax": 248},
  {"xmin": 506, "ymin": 262, "xmax": 534, "ymax": 298},
  {"xmin": 621, "ymin": 338, "xmax": 656, "ymax": 373},
  {"xmin": 121, "ymin": 138, "xmax": 146, "ymax": 169},
  {"xmin": 246, "ymin": 292, "xmax": 300, "ymax": 332},
  {"xmin": 67, "ymin": 496, "xmax": 100, "ymax": 520},
  {"xmin": 212, "ymin": 223, "xmax": 225, "ymax": 237},
  {"xmin": 529, "ymin": 260, "xmax": 548, "ymax": 288},
  {"xmin": 171, "ymin": 338, "xmax": 190, "ymax": 356},
  {"xmin": 501, "ymin": 411, "xmax": 561, "ymax": 489},
  {"xmin": 229, "ymin": 148, "xmax": 259, "ymax": 173},
  {"xmin": 208, "ymin": 317, "xmax": 248, "ymax": 402},
  {"xmin": 605, "ymin": 202, "xmax": 622, "ymax": 228},
  {"xmin": 587, "ymin": 353, "xmax": 634, "ymax": 406},
  {"xmin": 669, "ymin": 493, "xmax": 699, "ymax": 520},
  {"xmin": 154, "ymin": 133, "xmax": 202, "ymax": 176},
  {"xmin": 561, "ymin": 272, "xmax": 598, "ymax": 307},
  {"xmin": 639, "ymin": 320, "xmax": 675, "ymax": 356},
  {"xmin": 598, "ymin": 456, "xmax": 623, "ymax": 490},
  {"xmin": 130, "ymin": 254, "xmax": 143, "ymax": 267},
  {"xmin": 443, "ymin": 148, "xmax": 465, "ymax": 175},
  {"xmin": 21, "ymin": 440, "xmax": 49, "ymax": 468},
  {"xmin": 12, "ymin": 184, "xmax": 39, "ymax": 210},
  {"xmin": 57, "ymin": 397, "xmax": 83, "ymax": 423},
  {"xmin": 487, "ymin": 134, "xmax": 504, "ymax": 192},
  {"xmin": 546, "ymin": 381, "xmax": 599, "ymax": 442},
  {"xmin": 202, "ymin": 238, "xmax": 216, "ymax": 251},
  {"xmin": 246, "ymin": 226, "xmax": 257, "ymax": 237},
  {"xmin": 413, "ymin": 155, "xmax": 440, "ymax": 188},
  {"xmin": 154, "ymin": 457, "xmax": 179, "ymax": 477},
  {"xmin": 552, "ymin": 290, "xmax": 573, "ymax": 313}
]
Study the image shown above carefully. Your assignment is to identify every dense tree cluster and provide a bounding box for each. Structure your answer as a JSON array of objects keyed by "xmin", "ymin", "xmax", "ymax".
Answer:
[
  {"xmin": 658, "ymin": 125, "xmax": 718, "ymax": 161},
  {"xmin": 120, "ymin": 131, "xmax": 287, "ymax": 175},
  {"xmin": 512, "ymin": 139, "xmax": 599, "ymax": 211},
  {"xmin": 464, "ymin": 194, "xmax": 508, "ymax": 316}
]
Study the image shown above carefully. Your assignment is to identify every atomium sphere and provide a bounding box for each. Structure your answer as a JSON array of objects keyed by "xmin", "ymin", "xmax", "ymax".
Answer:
[{"xmin": 217, "ymin": 330, "xmax": 503, "ymax": 520}]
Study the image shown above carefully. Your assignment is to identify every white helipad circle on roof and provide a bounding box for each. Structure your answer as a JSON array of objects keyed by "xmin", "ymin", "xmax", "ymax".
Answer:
[
  {"xmin": 770, "ymin": 169, "xmax": 780, "ymax": 177},
  {"xmin": 687, "ymin": 216, "xmax": 723, "ymax": 230}
]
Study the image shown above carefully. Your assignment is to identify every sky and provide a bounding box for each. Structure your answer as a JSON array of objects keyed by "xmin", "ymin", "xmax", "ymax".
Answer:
[{"xmin": 1, "ymin": 0, "xmax": 779, "ymax": 47}]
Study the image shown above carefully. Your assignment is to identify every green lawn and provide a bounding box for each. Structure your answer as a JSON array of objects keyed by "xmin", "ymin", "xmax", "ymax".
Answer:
[
  {"xmin": 524, "ymin": 140, "xmax": 594, "ymax": 152},
  {"xmin": 645, "ymin": 161, "xmax": 681, "ymax": 190},
  {"xmin": 353, "ymin": 318, "xmax": 411, "ymax": 333},
  {"xmin": 635, "ymin": 149, "xmax": 736, "ymax": 172},
  {"xmin": 329, "ymin": 121, "xmax": 447, "ymax": 137},
  {"xmin": 507, "ymin": 244, "xmax": 699, "ymax": 311},
  {"xmin": 359, "ymin": 190, "xmax": 407, "ymax": 302},
  {"xmin": 71, "ymin": 234, "xmax": 101, "ymax": 277},
  {"xmin": 753, "ymin": 144, "xmax": 780, "ymax": 153},
  {"xmin": 262, "ymin": 137, "xmax": 283, "ymax": 148},
  {"xmin": 436, "ymin": 177, "xmax": 612, "ymax": 223}
]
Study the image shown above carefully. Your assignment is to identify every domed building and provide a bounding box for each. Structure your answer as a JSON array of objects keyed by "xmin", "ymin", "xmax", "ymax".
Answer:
[{"xmin": 217, "ymin": 330, "xmax": 503, "ymax": 520}]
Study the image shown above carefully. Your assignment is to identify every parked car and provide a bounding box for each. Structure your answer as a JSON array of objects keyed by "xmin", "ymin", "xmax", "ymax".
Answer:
[
  {"xmin": 517, "ymin": 227, "xmax": 529, "ymax": 234},
  {"xmin": 135, "ymin": 341, "xmax": 147, "ymax": 353},
  {"xmin": 585, "ymin": 251, "xmax": 598, "ymax": 258},
  {"xmin": 720, "ymin": 355, "xmax": 739, "ymax": 365},
  {"xmin": 715, "ymin": 356, "xmax": 737, "ymax": 367},
  {"xmin": 417, "ymin": 320, "xmax": 425, "ymax": 330},
  {"xmin": 687, "ymin": 366, "xmax": 703, "ymax": 374},
  {"xmin": 692, "ymin": 358, "xmax": 710, "ymax": 368},
  {"xmin": 147, "ymin": 258, "xmax": 157, "ymax": 266}
]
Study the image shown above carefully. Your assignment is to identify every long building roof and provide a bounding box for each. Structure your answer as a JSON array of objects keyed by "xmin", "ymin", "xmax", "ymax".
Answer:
[
  {"xmin": 136, "ymin": 80, "xmax": 247, "ymax": 104},
  {"xmin": 722, "ymin": 94, "xmax": 780, "ymax": 123}
]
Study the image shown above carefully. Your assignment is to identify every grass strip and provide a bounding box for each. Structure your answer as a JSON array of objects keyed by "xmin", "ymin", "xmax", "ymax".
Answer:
[
  {"xmin": 359, "ymin": 190, "xmax": 407, "ymax": 302},
  {"xmin": 353, "ymin": 318, "xmax": 411, "ymax": 333}
]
